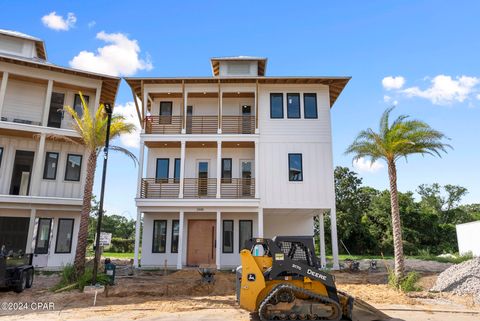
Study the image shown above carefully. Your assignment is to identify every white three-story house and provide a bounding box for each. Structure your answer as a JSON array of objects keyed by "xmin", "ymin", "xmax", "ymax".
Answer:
[
  {"xmin": 126, "ymin": 56, "xmax": 349, "ymax": 270},
  {"xmin": 0, "ymin": 30, "xmax": 119, "ymax": 269}
]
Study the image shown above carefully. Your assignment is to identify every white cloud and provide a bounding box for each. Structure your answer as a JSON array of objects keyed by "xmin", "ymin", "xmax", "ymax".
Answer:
[
  {"xmin": 353, "ymin": 157, "xmax": 384, "ymax": 173},
  {"xmin": 383, "ymin": 95, "xmax": 391, "ymax": 103},
  {"xmin": 88, "ymin": 21, "xmax": 96, "ymax": 28},
  {"xmin": 402, "ymin": 75, "xmax": 479, "ymax": 105},
  {"xmin": 114, "ymin": 101, "xmax": 141, "ymax": 148},
  {"xmin": 41, "ymin": 12, "xmax": 76, "ymax": 31},
  {"xmin": 69, "ymin": 31, "xmax": 153, "ymax": 76},
  {"xmin": 476, "ymin": 94, "xmax": 480, "ymax": 100},
  {"xmin": 382, "ymin": 76, "xmax": 405, "ymax": 90}
]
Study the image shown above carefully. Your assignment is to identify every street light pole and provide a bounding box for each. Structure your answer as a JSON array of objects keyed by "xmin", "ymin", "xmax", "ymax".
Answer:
[{"xmin": 92, "ymin": 103, "xmax": 113, "ymax": 285}]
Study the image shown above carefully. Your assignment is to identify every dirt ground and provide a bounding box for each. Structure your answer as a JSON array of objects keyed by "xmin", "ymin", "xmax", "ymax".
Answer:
[{"xmin": 1, "ymin": 266, "xmax": 479, "ymax": 321}]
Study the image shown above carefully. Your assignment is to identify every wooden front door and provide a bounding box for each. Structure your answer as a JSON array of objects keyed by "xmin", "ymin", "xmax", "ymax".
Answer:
[{"xmin": 187, "ymin": 220, "xmax": 216, "ymax": 266}]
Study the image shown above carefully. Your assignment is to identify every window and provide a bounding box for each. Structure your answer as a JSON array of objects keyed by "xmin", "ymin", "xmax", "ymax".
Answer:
[
  {"xmin": 221, "ymin": 158, "xmax": 232, "ymax": 183},
  {"xmin": 288, "ymin": 153, "xmax": 303, "ymax": 181},
  {"xmin": 43, "ymin": 152, "xmax": 59, "ymax": 180},
  {"xmin": 304, "ymin": 93, "xmax": 318, "ymax": 119},
  {"xmin": 155, "ymin": 158, "xmax": 169, "ymax": 182},
  {"xmin": 173, "ymin": 158, "xmax": 181, "ymax": 183},
  {"xmin": 159, "ymin": 101, "xmax": 173, "ymax": 124},
  {"xmin": 239, "ymin": 220, "xmax": 253, "ymax": 252},
  {"xmin": 270, "ymin": 93, "xmax": 284, "ymax": 118},
  {"xmin": 152, "ymin": 220, "xmax": 167, "ymax": 253},
  {"xmin": 171, "ymin": 220, "xmax": 179, "ymax": 253},
  {"xmin": 73, "ymin": 94, "xmax": 89, "ymax": 118},
  {"xmin": 55, "ymin": 218, "xmax": 74, "ymax": 253},
  {"xmin": 47, "ymin": 92, "xmax": 64, "ymax": 128},
  {"xmin": 65, "ymin": 154, "xmax": 82, "ymax": 181},
  {"xmin": 287, "ymin": 93, "xmax": 300, "ymax": 118},
  {"xmin": 35, "ymin": 218, "xmax": 52, "ymax": 254},
  {"xmin": 0, "ymin": 147, "xmax": 3, "ymax": 167},
  {"xmin": 223, "ymin": 220, "xmax": 234, "ymax": 253}
]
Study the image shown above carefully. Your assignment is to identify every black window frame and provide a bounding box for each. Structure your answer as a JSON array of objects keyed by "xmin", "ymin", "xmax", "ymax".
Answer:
[
  {"xmin": 221, "ymin": 158, "xmax": 232, "ymax": 183},
  {"xmin": 54, "ymin": 218, "xmax": 74, "ymax": 254},
  {"xmin": 64, "ymin": 154, "xmax": 83, "ymax": 182},
  {"xmin": 239, "ymin": 220, "xmax": 253, "ymax": 252},
  {"xmin": 287, "ymin": 93, "xmax": 301, "ymax": 119},
  {"xmin": 222, "ymin": 220, "xmax": 234, "ymax": 253},
  {"xmin": 173, "ymin": 158, "xmax": 181, "ymax": 183},
  {"xmin": 43, "ymin": 152, "xmax": 59, "ymax": 180},
  {"xmin": 0, "ymin": 147, "xmax": 3, "ymax": 167},
  {"xmin": 34, "ymin": 218, "xmax": 52, "ymax": 254},
  {"xmin": 270, "ymin": 93, "xmax": 284, "ymax": 119},
  {"xmin": 152, "ymin": 219, "xmax": 167, "ymax": 253},
  {"xmin": 303, "ymin": 93, "xmax": 318, "ymax": 119},
  {"xmin": 155, "ymin": 158, "xmax": 170, "ymax": 182},
  {"xmin": 288, "ymin": 153, "xmax": 303, "ymax": 182},
  {"xmin": 73, "ymin": 94, "xmax": 89, "ymax": 118},
  {"xmin": 171, "ymin": 219, "xmax": 179, "ymax": 253}
]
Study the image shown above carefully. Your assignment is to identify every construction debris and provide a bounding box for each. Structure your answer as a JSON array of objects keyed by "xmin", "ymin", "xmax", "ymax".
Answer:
[{"xmin": 431, "ymin": 258, "xmax": 480, "ymax": 303}]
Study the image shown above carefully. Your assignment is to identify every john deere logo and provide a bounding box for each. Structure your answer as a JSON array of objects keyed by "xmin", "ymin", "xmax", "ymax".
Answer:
[{"xmin": 247, "ymin": 273, "xmax": 256, "ymax": 281}]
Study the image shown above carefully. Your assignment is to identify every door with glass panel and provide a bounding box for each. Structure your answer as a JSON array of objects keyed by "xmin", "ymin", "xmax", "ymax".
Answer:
[
  {"xmin": 197, "ymin": 161, "xmax": 209, "ymax": 197},
  {"xmin": 159, "ymin": 101, "xmax": 172, "ymax": 124},
  {"xmin": 241, "ymin": 105, "xmax": 252, "ymax": 134},
  {"xmin": 186, "ymin": 105, "xmax": 193, "ymax": 134},
  {"xmin": 32, "ymin": 218, "xmax": 52, "ymax": 267},
  {"xmin": 240, "ymin": 160, "xmax": 253, "ymax": 197}
]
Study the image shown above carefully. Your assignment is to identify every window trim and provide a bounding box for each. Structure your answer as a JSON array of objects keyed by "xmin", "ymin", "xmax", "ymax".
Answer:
[
  {"xmin": 155, "ymin": 158, "xmax": 170, "ymax": 181},
  {"xmin": 288, "ymin": 153, "xmax": 303, "ymax": 182},
  {"xmin": 173, "ymin": 158, "xmax": 181, "ymax": 183},
  {"xmin": 171, "ymin": 219, "xmax": 179, "ymax": 253},
  {"xmin": 270, "ymin": 93, "xmax": 284, "ymax": 119},
  {"xmin": 303, "ymin": 93, "xmax": 318, "ymax": 119},
  {"xmin": 43, "ymin": 152, "xmax": 59, "ymax": 180},
  {"xmin": 287, "ymin": 93, "xmax": 301, "ymax": 119},
  {"xmin": 64, "ymin": 153, "xmax": 83, "ymax": 182},
  {"xmin": 152, "ymin": 219, "xmax": 167, "ymax": 253},
  {"xmin": 239, "ymin": 220, "xmax": 253, "ymax": 252},
  {"xmin": 222, "ymin": 220, "xmax": 234, "ymax": 253},
  {"xmin": 34, "ymin": 218, "xmax": 52, "ymax": 254},
  {"xmin": 54, "ymin": 218, "xmax": 74, "ymax": 254},
  {"xmin": 221, "ymin": 158, "xmax": 232, "ymax": 183},
  {"xmin": 0, "ymin": 146, "xmax": 3, "ymax": 167}
]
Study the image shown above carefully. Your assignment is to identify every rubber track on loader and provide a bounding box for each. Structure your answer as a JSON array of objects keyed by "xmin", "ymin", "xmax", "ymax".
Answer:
[{"xmin": 258, "ymin": 283, "xmax": 342, "ymax": 321}]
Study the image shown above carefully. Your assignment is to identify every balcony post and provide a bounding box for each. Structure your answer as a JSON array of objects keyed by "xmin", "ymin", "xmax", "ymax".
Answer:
[
  {"xmin": 330, "ymin": 207, "xmax": 340, "ymax": 270},
  {"xmin": 318, "ymin": 211, "xmax": 327, "ymax": 268},
  {"xmin": 0, "ymin": 71, "xmax": 9, "ymax": 117},
  {"xmin": 182, "ymin": 90, "xmax": 187, "ymax": 134},
  {"xmin": 41, "ymin": 79, "xmax": 54, "ymax": 126},
  {"xmin": 255, "ymin": 80, "xmax": 259, "ymax": 134},
  {"xmin": 133, "ymin": 209, "xmax": 142, "ymax": 268},
  {"xmin": 30, "ymin": 133, "xmax": 46, "ymax": 196},
  {"xmin": 218, "ymin": 81, "xmax": 222, "ymax": 134},
  {"xmin": 136, "ymin": 141, "xmax": 145, "ymax": 198},
  {"xmin": 257, "ymin": 207, "xmax": 264, "ymax": 238},
  {"xmin": 179, "ymin": 141, "xmax": 186, "ymax": 198},
  {"xmin": 216, "ymin": 140, "xmax": 222, "ymax": 198},
  {"xmin": 216, "ymin": 210, "xmax": 221, "ymax": 269},
  {"xmin": 254, "ymin": 140, "xmax": 259, "ymax": 198},
  {"xmin": 25, "ymin": 208, "xmax": 36, "ymax": 253},
  {"xmin": 177, "ymin": 210, "xmax": 184, "ymax": 269}
]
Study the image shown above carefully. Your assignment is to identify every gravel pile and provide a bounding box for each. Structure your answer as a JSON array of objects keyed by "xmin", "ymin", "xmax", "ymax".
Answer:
[{"xmin": 431, "ymin": 258, "xmax": 480, "ymax": 303}]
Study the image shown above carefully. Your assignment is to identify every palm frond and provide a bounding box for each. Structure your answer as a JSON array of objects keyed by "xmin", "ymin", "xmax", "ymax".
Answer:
[{"xmin": 109, "ymin": 145, "xmax": 138, "ymax": 166}]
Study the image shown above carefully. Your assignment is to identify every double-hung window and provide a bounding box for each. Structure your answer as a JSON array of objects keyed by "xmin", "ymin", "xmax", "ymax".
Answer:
[
  {"xmin": 43, "ymin": 152, "xmax": 59, "ymax": 180},
  {"xmin": 287, "ymin": 93, "xmax": 300, "ymax": 118},
  {"xmin": 152, "ymin": 220, "xmax": 167, "ymax": 253},
  {"xmin": 288, "ymin": 153, "xmax": 303, "ymax": 181},
  {"xmin": 304, "ymin": 93, "xmax": 318, "ymax": 119},
  {"xmin": 270, "ymin": 93, "xmax": 284, "ymax": 118}
]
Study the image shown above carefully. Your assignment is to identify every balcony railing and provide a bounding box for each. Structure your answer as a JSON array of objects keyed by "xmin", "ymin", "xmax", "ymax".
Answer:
[
  {"xmin": 183, "ymin": 178, "xmax": 217, "ymax": 198},
  {"xmin": 222, "ymin": 116, "xmax": 255, "ymax": 134},
  {"xmin": 221, "ymin": 178, "xmax": 255, "ymax": 198},
  {"xmin": 145, "ymin": 116, "xmax": 183, "ymax": 134},
  {"xmin": 185, "ymin": 116, "xmax": 218, "ymax": 134},
  {"xmin": 141, "ymin": 178, "xmax": 180, "ymax": 198}
]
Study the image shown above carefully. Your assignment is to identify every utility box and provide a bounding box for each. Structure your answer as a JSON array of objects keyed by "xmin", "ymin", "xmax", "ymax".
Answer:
[
  {"xmin": 104, "ymin": 258, "xmax": 116, "ymax": 285},
  {"xmin": 456, "ymin": 221, "xmax": 480, "ymax": 256}
]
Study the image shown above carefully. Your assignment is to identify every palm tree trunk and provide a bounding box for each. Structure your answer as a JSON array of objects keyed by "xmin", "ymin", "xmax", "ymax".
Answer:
[
  {"xmin": 74, "ymin": 151, "xmax": 97, "ymax": 275},
  {"xmin": 387, "ymin": 159, "xmax": 405, "ymax": 279}
]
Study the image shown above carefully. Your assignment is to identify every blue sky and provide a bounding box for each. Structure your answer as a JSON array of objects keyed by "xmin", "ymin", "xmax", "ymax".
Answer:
[{"xmin": 2, "ymin": 1, "xmax": 479, "ymax": 218}]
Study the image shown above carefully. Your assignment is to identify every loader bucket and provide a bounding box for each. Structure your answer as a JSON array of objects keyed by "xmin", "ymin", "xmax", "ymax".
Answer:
[{"xmin": 338, "ymin": 291, "xmax": 400, "ymax": 321}]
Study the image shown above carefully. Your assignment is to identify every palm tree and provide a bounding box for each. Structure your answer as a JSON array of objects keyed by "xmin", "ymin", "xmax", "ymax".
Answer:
[
  {"xmin": 346, "ymin": 107, "xmax": 451, "ymax": 279},
  {"xmin": 63, "ymin": 93, "xmax": 137, "ymax": 274}
]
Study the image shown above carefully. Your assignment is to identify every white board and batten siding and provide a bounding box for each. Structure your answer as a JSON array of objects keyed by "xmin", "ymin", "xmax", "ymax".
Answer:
[
  {"xmin": 456, "ymin": 221, "xmax": 480, "ymax": 256},
  {"xmin": 257, "ymin": 84, "xmax": 335, "ymax": 209},
  {"xmin": 2, "ymin": 78, "xmax": 46, "ymax": 124}
]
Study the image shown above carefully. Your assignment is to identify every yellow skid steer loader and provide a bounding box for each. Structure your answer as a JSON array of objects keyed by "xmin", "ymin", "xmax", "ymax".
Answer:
[{"xmin": 237, "ymin": 236, "xmax": 396, "ymax": 321}]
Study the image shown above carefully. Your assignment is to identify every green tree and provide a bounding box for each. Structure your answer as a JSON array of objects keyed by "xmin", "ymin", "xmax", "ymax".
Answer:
[{"xmin": 346, "ymin": 107, "xmax": 451, "ymax": 279}]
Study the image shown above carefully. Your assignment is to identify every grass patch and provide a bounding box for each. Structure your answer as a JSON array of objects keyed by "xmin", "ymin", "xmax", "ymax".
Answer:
[
  {"xmin": 388, "ymin": 271, "xmax": 422, "ymax": 292},
  {"xmin": 102, "ymin": 252, "xmax": 135, "ymax": 259},
  {"xmin": 52, "ymin": 264, "xmax": 110, "ymax": 292}
]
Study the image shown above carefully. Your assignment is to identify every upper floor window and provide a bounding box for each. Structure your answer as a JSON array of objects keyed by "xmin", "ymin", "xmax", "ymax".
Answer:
[
  {"xmin": 43, "ymin": 152, "xmax": 59, "ymax": 180},
  {"xmin": 0, "ymin": 147, "xmax": 3, "ymax": 167},
  {"xmin": 270, "ymin": 93, "xmax": 284, "ymax": 119},
  {"xmin": 174, "ymin": 158, "xmax": 181, "ymax": 183},
  {"xmin": 287, "ymin": 93, "xmax": 300, "ymax": 118},
  {"xmin": 288, "ymin": 153, "xmax": 303, "ymax": 181},
  {"xmin": 159, "ymin": 101, "xmax": 173, "ymax": 124},
  {"xmin": 55, "ymin": 218, "xmax": 74, "ymax": 253},
  {"xmin": 47, "ymin": 92, "xmax": 65, "ymax": 128},
  {"xmin": 156, "ymin": 158, "xmax": 169, "ymax": 182},
  {"xmin": 152, "ymin": 220, "xmax": 167, "ymax": 253},
  {"xmin": 65, "ymin": 154, "xmax": 82, "ymax": 181},
  {"xmin": 304, "ymin": 93, "xmax": 318, "ymax": 119},
  {"xmin": 73, "ymin": 94, "xmax": 89, "ymax": 118},
  {"xmin": 222, "ymin": 158, "xmax": 232, "ymax": 183}
]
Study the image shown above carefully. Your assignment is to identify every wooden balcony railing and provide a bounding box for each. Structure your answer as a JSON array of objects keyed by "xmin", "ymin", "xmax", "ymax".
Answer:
[
  {"xmin": 183, "ymin": 178, "xmax": 217, "ymax": 198},
  {"xmin": 140, "ymin": 178, "xmax": 180, "ymax": 198},
  {"xmin": 185, "ymin": 116, "xmax": 218, "ymax": 134},
  {"xmin": 222, "ymin": 116, "xmax": 256, "ymax": 134},
  {"xmin": 221, "ymin": 178, "xmax": 255, "ymax": 198},
  {"xmin": 145, "ymin": 116, "xmax": 183, "ymax": 134}
]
